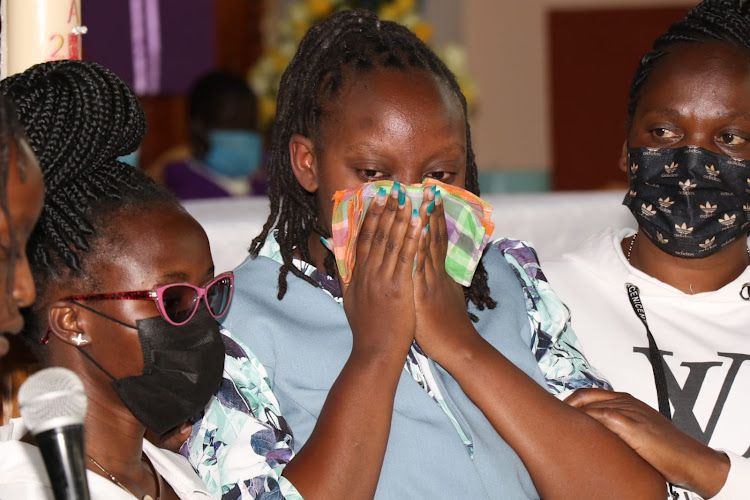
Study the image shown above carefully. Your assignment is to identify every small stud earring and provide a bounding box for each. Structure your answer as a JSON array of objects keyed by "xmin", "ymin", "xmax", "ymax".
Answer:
[{"xmin": 73, "ymin": 333, "xmax": 88, "ymax": 346}]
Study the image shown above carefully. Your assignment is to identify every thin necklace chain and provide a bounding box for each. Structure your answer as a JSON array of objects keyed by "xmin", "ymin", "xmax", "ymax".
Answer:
[
  {"xmin": 626, "ymin": 231, "xmax": 750, "ymax": 262},
  {"xmin": 626, "ymin": 232, "xmax": 638, "ymax": 262},
  {"xmin": 88, "ymin": 455, "xmax": 160, "ymax": 500}
]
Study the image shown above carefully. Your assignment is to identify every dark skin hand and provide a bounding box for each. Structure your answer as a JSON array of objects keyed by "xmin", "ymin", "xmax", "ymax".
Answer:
[
  {"xmin": 566, "ymin": 389, "xmax": 730, "ymax": 499},
  {"xmin": 282, "ymin": 184, "xmax": 426, "ymax": 500},
  {"xmin": 412, "ymin": 191, "xmax": 666, "ymax": 499}
]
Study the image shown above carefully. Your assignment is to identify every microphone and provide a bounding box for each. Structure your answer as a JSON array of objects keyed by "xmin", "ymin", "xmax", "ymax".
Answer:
[{"xmin": 18, "ymin": 367, "xmax": 91, "ymax": 500}]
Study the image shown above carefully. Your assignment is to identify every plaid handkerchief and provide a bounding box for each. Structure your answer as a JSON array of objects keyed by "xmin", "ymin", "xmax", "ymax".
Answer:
[{"xmin": 330, "ymin": 179, "xmax": 494, "ymax": 286}]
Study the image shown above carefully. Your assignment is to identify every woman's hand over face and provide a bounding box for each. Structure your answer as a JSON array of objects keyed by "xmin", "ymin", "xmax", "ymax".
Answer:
[
  {"xmin": 413, "ymin": 189, "xmax": 477, "ymax": 363},
  {"xmin": 340, "ymin": 184, "xmax": 423, "ymax": 361},
  {"xmin": 566, "ymin": 388, "xmax": 730, "ymax": 498}
]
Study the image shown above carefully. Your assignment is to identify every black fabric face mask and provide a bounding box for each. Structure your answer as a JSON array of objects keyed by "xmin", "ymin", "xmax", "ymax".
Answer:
[
  {"xmin": 623, "ymin": 145, "xmax": 750, "ymax": 258},
  {"xmin": 75, "ymin": 303, "xmax": 225, "ymax": 434}
]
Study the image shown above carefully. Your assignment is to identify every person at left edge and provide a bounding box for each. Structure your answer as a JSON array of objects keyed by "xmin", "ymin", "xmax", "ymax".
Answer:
[
  {"xmin": 0, "ymin": 93, "xmax": 43, "ymax": 358},
  {"xmin": 0, "ymin": 60, "xmax": 229, "ymax": 500}
]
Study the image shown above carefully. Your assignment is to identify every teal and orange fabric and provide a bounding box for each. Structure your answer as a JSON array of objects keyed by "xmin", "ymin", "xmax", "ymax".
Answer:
[{"xmin": 330, "ymin": 179, "xmax": 495, "ymax": 286}]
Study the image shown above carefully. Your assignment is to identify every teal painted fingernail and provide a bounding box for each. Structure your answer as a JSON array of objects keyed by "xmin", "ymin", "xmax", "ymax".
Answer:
[
  {"xmin": 377, "ymin": 186, "xmax": 387, "ymax": 199},
  {"xmin": 425, "ymin": 223, "xmax": 430, "ymax": 232},
  {"xmin": 430, "ymin": 185, "xmax": 437, "ymax": 195},
  {"xmin": 436, "ymin": 190, "xmax": 442, "ymax": 200},
  {"xmin": 319, "ymin": 236, "xmax": 333, "ymax": 251},
  {"xmin": 427, "ymin": 200, "xmax": 435, "ymax": 215},
  {"xmin": 398, "ymin": 189, "xmax": 406, "ymax": 207},
  {"xmin": 412, "ymin": 208, "xmax": 418, "ymax": 218},
  {"xmin": 393, "ymin": 181, "xmax": 401, "ymax": 193}
]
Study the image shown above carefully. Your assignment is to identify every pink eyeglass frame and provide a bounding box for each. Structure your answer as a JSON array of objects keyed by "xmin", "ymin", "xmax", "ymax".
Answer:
[{"xmin": 61, "ymin": 271, "xmax": 234, "ymax": 326}]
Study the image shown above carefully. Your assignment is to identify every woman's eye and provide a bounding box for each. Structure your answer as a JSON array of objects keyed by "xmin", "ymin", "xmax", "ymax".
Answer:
[
  {"xmin": 720, "ymin": 133, "xmax": 747, "ymax": 146},
  {"xmin": 425, "ymin": 171, "xmax": 455, "ymax": 183},
  {"xmin": 359, "ymin": 169, "xmax": 387, "ymax": 181},
  {"xmin": 652, "ymin": 128, "xmax": 678, "ymax": 139}
]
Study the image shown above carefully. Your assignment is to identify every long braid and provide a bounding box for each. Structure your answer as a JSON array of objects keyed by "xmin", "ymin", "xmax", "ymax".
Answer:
[
  {"xmin": 627, "ymin": 0, "xmax": 750, "ymax": 126},
  {"xmin": 252, "ymin": 9, "xmax": 496, "ymax": 313},
  {"xmin": 0, "ymin": 60, "xmax": 184, "ymax": 345}
]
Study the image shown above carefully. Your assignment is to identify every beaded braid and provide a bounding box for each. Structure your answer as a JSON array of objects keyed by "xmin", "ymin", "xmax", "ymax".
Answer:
[
  {"xmin": 627, "ymin": 0, "xmax": 750, "ymax": 126},
  {"xmin": 0, "ymin": 95, "xmax": 30, "ymax": 293},
  {"xmin": 0, "ymin": 60, "xmax": 184, "ymax": 344},
  {"xmin": 251, "ymin": 9, "xmax": 494, "ymax": 315}
]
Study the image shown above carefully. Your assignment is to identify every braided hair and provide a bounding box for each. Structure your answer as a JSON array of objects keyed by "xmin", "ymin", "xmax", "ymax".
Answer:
[
  {"xmin": 0, "ymin": 60, "xmax": 183, "ymax": 342},
  {"xmin": 0, "ymin": 95, "xmax": 31, "ymax": 293},
  {"xmin": 251, "ymin": 9, "xmax": 496, "ymax": 315},
  {"xmin": 627, "ymin": 0, "xmax": 750, "ymax": 126}
]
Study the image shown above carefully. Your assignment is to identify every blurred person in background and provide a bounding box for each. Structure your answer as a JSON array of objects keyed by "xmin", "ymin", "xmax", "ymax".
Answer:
[{"xmin": 163, "ymin": 71, "xmax": 266, "ymax": 200}]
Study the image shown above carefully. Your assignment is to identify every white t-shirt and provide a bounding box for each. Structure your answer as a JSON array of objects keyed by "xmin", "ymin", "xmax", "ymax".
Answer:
[
  {"xmin": 543, "ymin": 226, "xmax": 750, "ymax": 500},
  {"xmin": 0, "ymin": 418, "xmax": 212, "ymax": 499}
]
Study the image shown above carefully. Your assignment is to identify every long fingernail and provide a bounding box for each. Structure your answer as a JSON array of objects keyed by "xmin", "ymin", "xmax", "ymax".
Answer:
[
  {"xmin": 411, "ymin": 208, "xmax": 419, "ymax": 225},
  {"xmin": 425, "ymin": 223, "xmax": 430, "ymax": 232},
  {"xmin": 320, "ymin": 236, "xmax": 333, "ymax": 251},
  {"xmin": 398, "ymin": 189, "xmax": 406, "ymax": 207},
  {"xmin": 435, "ymin": 190, "xmax": 442, "ymax": 204},
  {"xmin": 377, "ymin": 186, "xmax": 387, "ymax": 199},
  {"xmin": 426, "ymin": 200, "xmax": 435, "ymax": 215},
  {"xmin": 392, "ymin": 181, "xmax": 401, "ymax": 198}
]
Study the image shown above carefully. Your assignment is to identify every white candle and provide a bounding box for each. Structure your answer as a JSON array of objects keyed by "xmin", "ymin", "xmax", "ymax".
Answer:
[{"xmin": 1, "ymin": 0, "xmax": 86, "ymax": 79}]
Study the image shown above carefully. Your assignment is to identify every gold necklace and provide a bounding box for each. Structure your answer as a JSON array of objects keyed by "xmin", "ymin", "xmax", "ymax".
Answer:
[{"xmin": 88, "ymin": 454, "xmax": 161, "ymax": 500}]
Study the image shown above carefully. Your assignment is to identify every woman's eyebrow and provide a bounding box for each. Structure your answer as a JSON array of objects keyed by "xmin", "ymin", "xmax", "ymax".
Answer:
[
  {"xmin": 158, "ymin": 271, "xmax": 192, "ymax": 282},
  {"xmin": 345, "ymin": 142, "xmax": 382, "ymax": 154}
]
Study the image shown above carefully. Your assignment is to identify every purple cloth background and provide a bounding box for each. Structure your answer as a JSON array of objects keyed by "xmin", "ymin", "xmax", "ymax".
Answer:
[{"xmin": 82, "ymin": 0, "xmax": 215, "ymax": 94}]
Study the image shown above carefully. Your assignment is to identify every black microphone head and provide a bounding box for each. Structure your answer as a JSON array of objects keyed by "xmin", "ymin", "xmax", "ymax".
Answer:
[{"xmin": 18, "ymin": 367, "xmax": 87, "ymax": 435}]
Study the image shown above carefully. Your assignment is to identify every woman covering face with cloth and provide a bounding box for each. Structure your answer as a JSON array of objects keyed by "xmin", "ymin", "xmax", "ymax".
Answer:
[{"xmin": 544, "ymin": 1, "xmax": 750, "ymax": 498}]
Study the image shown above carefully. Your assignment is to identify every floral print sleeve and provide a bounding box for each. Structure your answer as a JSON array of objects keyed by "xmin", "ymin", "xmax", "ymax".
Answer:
[
  {"xmin": 182, "ymin": 329, "xmax": 303, "ymax": 500},
  {"xmin": 496, "ymin": 239, "xmax": 612, "ymax": 397}
]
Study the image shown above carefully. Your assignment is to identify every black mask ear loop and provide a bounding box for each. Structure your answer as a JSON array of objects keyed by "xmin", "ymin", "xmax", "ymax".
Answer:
[
  {"xmin": 65, "ymin": 299, "xmax": 137, "ymax": 381},
  {"xmin": 625, "ymin": 284, "xmax": 679, "ymax": 500}
]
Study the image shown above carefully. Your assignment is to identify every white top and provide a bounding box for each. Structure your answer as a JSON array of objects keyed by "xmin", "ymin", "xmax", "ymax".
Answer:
[
  {"xmin": 543, "ymin": 226, "xmax": 750, "ymax": 500},
  {"xmin": 0, "ymin": 418, "xmax": 212, "ymax": 499}
]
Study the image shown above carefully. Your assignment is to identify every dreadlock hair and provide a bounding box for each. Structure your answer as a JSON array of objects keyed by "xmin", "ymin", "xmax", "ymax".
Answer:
[
  {"xmin": 627, "ymin": 0, "xmax": 750, "ymax": 128},
  {"xmin": 0, "ymin": 60, "xmax": 184, "ymax": 344},
  {"xmin": 250, "ymin": 9, "xmax": 495, "ymax": 316},
  {"xmin": 0, "ymin": 94, "xmax": 31, "ymax": 294}
]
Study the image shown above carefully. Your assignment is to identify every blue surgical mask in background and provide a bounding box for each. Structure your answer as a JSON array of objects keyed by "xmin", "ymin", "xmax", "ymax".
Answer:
[
  {"xmin": 118, "ymin": 148, "xmax": 140, "ymax": 168},
  {"xmin": 204, "ymin": 129, "xmax": 263, "ymax": 178}
]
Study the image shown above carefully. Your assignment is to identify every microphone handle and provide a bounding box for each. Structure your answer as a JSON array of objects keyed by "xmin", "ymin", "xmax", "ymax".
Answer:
[{"xmin": 34, "ymin": 424, "xmax": 91, "ymax": 500}]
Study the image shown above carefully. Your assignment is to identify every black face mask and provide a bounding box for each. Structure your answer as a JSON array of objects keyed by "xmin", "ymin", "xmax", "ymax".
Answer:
[
  {"xmin": 623, "ymin": 145, "xmax": 750, "ymax": 258},
  {"xmin": 74, "ymin": 302, "xmax": 225, "ymax": 434}
]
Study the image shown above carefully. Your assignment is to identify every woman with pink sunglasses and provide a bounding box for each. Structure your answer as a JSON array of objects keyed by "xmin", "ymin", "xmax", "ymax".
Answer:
[{"xmin": 0, "ymin": 61, "xmax": 233, "ymax": 499}]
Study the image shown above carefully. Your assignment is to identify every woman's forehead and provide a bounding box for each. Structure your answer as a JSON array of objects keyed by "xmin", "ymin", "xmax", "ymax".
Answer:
[{"xmin": 320, "ymin": 69, "xmax": 464, "ymax": 135}]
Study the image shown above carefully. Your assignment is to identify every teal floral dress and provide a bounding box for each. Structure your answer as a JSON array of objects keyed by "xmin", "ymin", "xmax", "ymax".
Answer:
[{"xmin": 182, "ymin": 332, "xmax": 303, "ymax": 499}]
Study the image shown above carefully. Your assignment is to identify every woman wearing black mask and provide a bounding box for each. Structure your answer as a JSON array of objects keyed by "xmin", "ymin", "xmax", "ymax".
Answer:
[
  {"xmin": 0, "ymin": 60, "xmax": 228, "ymax": 499},
  {"xmin": 545, "ymin": 1, "xmax": 750, "ymax": 498}
]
